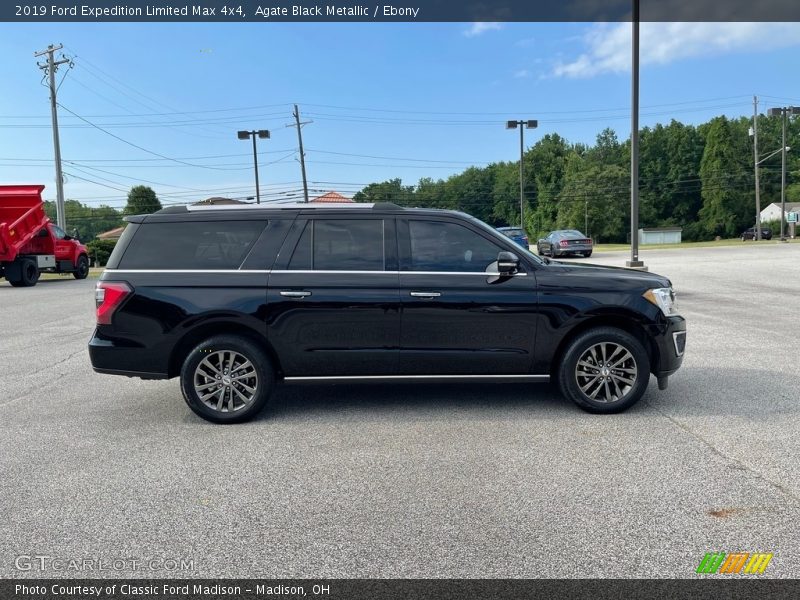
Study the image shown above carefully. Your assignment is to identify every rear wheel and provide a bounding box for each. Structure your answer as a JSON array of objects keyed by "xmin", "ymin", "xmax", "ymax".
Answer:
[
  {"xmin": 583, "ymin": 251, "xmax": 592, "ymax": 258},
  {"xmin": 73, "ymin": 255, "xmax": 89, "ymax": 279},
  {"xmin": 180, "ymin": 335, "xmax": 274, "ymax": 423},
  {"xmin": 557, "ymin": 327, "xmax": 650, "ymax": 414},
  {"xmin": 8, "ymin": 258, "xmax": 39, "ymax": 287}
]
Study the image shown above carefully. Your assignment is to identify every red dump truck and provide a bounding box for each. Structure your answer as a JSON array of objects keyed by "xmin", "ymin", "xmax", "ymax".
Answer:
[{"xmin": 0, "ymin": 184, "xmax": 89, "ymax": 287}]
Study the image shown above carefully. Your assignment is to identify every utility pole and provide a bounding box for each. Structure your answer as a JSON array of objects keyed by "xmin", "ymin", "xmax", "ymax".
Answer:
[
  {"xmin": 35, "ymin": 44, "xmax": 70, "ymax": 230},
  {"xmin": 752, "ymin": 96, "xmax": 762, "ymax": 240},
  {"xmin": 293, "ymin": 104, "xmax": 310, "ymax": 203},
  {"xmin": 626, "ymin": 0, "xmax": 645, "ymax": 269},
  {"xmin": 780, "ymin": 108, "xmax": 787, "ymax": 242},
  {"xmin": 767, "ymin": 105, "xmax": 799, "ymax": 242},
  {"xmin": 585, "ymin": 199, "xmax": 588, "ymax": 235}
]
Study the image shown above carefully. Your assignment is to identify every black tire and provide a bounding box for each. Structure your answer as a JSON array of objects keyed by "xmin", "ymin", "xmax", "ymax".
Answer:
[
  {"xmin": 557, "ymin": 327, "xmax": 650, "ymax": 414},
  {"xmin": 8, "ymin": 258, "xmax": 39, "ymax": 287},
  {"xmin": 551, "ymin": 245, "xmax": 559, "ymax": 258},
  {"xmin": 583, "ymin": 251, "xmax": 592, "ymax": 258},
  {"xmin": 180, "ymin": 335, "xmax": 275, "ymax": 423},
  {"xmin": 73, "ymin": 255, "xmax": 90, "ymax": 279}
]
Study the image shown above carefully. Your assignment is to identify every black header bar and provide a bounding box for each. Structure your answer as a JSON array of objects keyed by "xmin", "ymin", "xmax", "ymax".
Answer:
[{"xmin": 3, "ymin": 0, "xmax": 800, "ymax": 22}]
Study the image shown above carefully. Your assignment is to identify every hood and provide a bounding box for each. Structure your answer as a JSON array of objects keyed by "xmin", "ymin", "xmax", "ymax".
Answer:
[{"xmin": 544, "ymin": 259, "xmax": 671, "ymax": 289}]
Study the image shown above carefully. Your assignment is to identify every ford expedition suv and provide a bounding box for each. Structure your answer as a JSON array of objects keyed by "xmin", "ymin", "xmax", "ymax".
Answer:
[{"xmin": 89, "ymin": 202, "xmax": 686, "ymax": 423}]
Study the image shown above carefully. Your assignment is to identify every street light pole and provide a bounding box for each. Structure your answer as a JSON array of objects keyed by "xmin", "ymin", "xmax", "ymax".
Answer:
[
  {"xmin": 626, "ymin": 0, "xmax": 644, "ymax": 269},
  {"xmin": 506, "ymin": 119, "xmax": 538, "ymax": 232},
  {"xmin": 237, "ymin": 129, "xmax": 270, "ymax": 204},
  {"xmin": 251, "ymin": 134, "xmax": 260, "ymax": 205}
]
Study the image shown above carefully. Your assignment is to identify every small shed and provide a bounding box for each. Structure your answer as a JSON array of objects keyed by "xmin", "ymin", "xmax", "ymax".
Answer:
[{"xmin": 638, "ymin": 227, "xmax": 682, "ymax": 245}]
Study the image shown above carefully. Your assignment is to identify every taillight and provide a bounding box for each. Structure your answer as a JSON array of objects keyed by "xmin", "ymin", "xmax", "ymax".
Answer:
[
  {"xmin": 559, "ymin": 240, "xmax": 569, "ymax": 247},
  {"xmin": 95, "ymin": 282, "xmax": 132, "ymax": 325}
]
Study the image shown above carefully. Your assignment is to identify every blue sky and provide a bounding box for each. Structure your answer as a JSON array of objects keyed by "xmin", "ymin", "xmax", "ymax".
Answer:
[{"xmin": 1, "ymin": 21, "xmax": 799, "ymax": 209}]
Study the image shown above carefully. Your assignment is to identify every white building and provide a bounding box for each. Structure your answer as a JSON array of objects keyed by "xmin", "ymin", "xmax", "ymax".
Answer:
[
  {"xmin": 638, "ymin": 227, "xmax": 682, "ymax": 245},
  {"xmin": 759, "ymin": 202, "xmax": 800, "ymax": 222}
]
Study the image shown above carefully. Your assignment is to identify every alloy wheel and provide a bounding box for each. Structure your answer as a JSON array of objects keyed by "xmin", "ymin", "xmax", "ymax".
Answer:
[
  {"xmin": 193, "ymin": 350, "xmax": 258, "ymax": 413},
  {"xmin": 574, "ymin": 342, "xmax": 638, "ymax": 403}
]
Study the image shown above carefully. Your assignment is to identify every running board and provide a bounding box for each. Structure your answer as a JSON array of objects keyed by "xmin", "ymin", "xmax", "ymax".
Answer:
[{"xmin": 283, "ymin": 374, "xmax": 550, "ymax": 383}]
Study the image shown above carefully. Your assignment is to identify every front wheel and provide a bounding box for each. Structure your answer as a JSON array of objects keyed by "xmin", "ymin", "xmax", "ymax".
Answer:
[
  {"xmin": 73, "ymin": 255, "xmax": 89, "ymax": 279},
  {"xmin": 180, "ymin": 335, "xmax": 275, "ymax": 423},
  {"xmin": 557, "ymin": 327, "xmax": 650, "ymax": 414}
]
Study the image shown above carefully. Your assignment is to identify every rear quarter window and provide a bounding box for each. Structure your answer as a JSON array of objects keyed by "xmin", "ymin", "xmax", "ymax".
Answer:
[{"xmin": 117, "ymin": 220, "xmax": 267, "ymax": 270}]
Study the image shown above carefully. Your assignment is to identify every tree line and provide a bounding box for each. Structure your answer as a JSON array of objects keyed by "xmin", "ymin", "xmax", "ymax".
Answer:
[
  {"xmin": 353, "ymin": 115, "xmax": 799, "ymax": 242},
  {"xmin": 44, "ymin": 185, "xmax": 163, "ymax": 241}
]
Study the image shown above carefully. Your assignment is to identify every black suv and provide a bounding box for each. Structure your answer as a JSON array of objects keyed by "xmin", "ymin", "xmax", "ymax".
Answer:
[
  {"xmin": 89, "ymin": 202, "xmax": 686, "ymax": 423},
  {"xmin": 741, "ymin": 227, "xmax": 772, "ymax": 241}
]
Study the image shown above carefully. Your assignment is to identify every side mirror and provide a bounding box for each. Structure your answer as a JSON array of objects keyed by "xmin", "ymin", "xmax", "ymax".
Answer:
[{"xmin": 497, "ymin": 251, "xmax": 520, "ymax": 275}]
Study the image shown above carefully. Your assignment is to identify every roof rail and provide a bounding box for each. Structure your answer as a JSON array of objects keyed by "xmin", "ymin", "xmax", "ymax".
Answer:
[{"xmin": 186, "ymin": 202, "xmax": 376, "ymax": 212}]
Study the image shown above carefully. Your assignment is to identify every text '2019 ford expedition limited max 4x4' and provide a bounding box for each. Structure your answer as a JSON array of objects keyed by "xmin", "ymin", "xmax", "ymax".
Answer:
[{"xmin": 89, "ymin": 202, "xmax": 686, "ymax": 423}]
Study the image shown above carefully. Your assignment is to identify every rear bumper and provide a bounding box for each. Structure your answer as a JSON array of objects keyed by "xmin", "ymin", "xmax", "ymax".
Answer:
[
  {"xmin": 650, "ymin": 316, "xmax": 686, "ymax": 378},
  {"xmin": 555, "ymin": 245, "xmax": 592, "ymax": 254},
  {"xmin": 88, "ymin": 334, "xmax": 169, "ymax": 380}
]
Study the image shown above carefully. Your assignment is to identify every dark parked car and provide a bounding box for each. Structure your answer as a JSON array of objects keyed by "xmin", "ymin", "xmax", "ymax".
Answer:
[
  {"xmin": 741, "ymin": 227, "xmax": 772, "ymax": 241},
  {"xmin": 537, "ymin": 230, "xmax": 593, "ymax": 257},
  {"xmin": 89, "ymin": 202, "xmax": 685, "ymax": 423},
  {"xmin": 496, "ymin": 226, "xmax": 529, "ymax": 249}
]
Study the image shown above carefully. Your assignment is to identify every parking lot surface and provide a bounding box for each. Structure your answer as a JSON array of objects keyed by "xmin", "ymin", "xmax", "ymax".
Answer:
[{"xmin": 1, "ymin": 243, "xmax": 798, "ymax": 578}]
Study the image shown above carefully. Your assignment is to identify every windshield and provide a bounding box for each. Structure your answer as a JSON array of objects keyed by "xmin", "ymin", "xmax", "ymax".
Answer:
[{"xmin": 502, "ymin": 228, "xmax": 525, "ymax": 236}]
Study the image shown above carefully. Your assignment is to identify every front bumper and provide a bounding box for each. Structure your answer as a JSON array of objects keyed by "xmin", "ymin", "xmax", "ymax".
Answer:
[{"xmin": 649, "ymin": 315, "xmax": 686, "ymax": 377}]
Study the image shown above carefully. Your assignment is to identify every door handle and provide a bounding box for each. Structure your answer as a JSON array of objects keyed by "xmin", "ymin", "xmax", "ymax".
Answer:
[
  {"xmin": 409, "ymin": 291, "xmax": 441, "ymax": 298},
  {"xmin": 280, "ymin": 290, "xmax": 311, "ymax": 298}
]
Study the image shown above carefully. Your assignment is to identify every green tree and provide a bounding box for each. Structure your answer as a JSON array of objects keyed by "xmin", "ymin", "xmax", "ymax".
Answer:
[
  {"xmin": 124, "ymin": 185, "xmax": 162, "ymax": 215},
  {"xmin": 43, "ymin": 200, "xmax": 124, "ymax": 240},
  {"xmin": 352, "ymin": 178, "xmax": 414, "ymax": 205},
  {"xmin": 698, "ymin": 117, "xmax": 751, "ymax": 238}
]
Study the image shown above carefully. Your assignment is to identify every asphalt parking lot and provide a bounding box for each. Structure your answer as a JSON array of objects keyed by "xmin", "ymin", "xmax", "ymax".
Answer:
[{"xmin": 1, "ymin": 243, "xmax": 798, "ymax": 579}]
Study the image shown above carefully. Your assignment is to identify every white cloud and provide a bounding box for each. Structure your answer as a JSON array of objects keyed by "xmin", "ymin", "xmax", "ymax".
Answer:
[
  {"xmin": 513, "ymin": 69, "xmax": 531, "ymax": 79},
  {"xmin": 552, "ymin": 22, "xmax": 800, "ymax": 78},
  {"xmin": 463, "ymin": 22, "xmax": 502, "ymax": 38}
]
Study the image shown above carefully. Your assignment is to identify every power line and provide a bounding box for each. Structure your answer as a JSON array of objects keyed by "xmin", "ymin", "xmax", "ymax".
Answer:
[{"xmin": 56, "ymin": 103, "xmax": 256, "ymax": 171}]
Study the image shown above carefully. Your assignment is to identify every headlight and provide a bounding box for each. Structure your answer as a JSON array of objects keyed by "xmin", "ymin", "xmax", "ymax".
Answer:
[{"xmin": 643, "ymin": 287, "xmax": 679, "ymax": 317}]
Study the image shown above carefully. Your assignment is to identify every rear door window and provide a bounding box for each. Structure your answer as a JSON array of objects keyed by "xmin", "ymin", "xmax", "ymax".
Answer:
[
  {"xmin": 118, "ymin": 221, "xmax": 267, "ymax": 269},
  {"xmin": 288, "ymin": 219, "xmax": 385, "ymax": 271}
]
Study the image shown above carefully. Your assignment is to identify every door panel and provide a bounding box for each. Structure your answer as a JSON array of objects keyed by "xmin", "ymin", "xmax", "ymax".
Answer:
[
  {"xmin": 266, "ymin": 217, "xmax": 400, "ymax": 376},
  {"xmin": 50, "ymin": 225, "xmax": 72, "ymax": 262},
  {"xmin": 398, "ymin": 218, "xmax": 538, "ymax": 375}
]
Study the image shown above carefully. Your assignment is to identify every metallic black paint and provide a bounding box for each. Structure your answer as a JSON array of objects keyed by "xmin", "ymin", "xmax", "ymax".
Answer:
[{"xmin": 89, "ymin": 206, "xmax": 684, "ymax": 387}]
